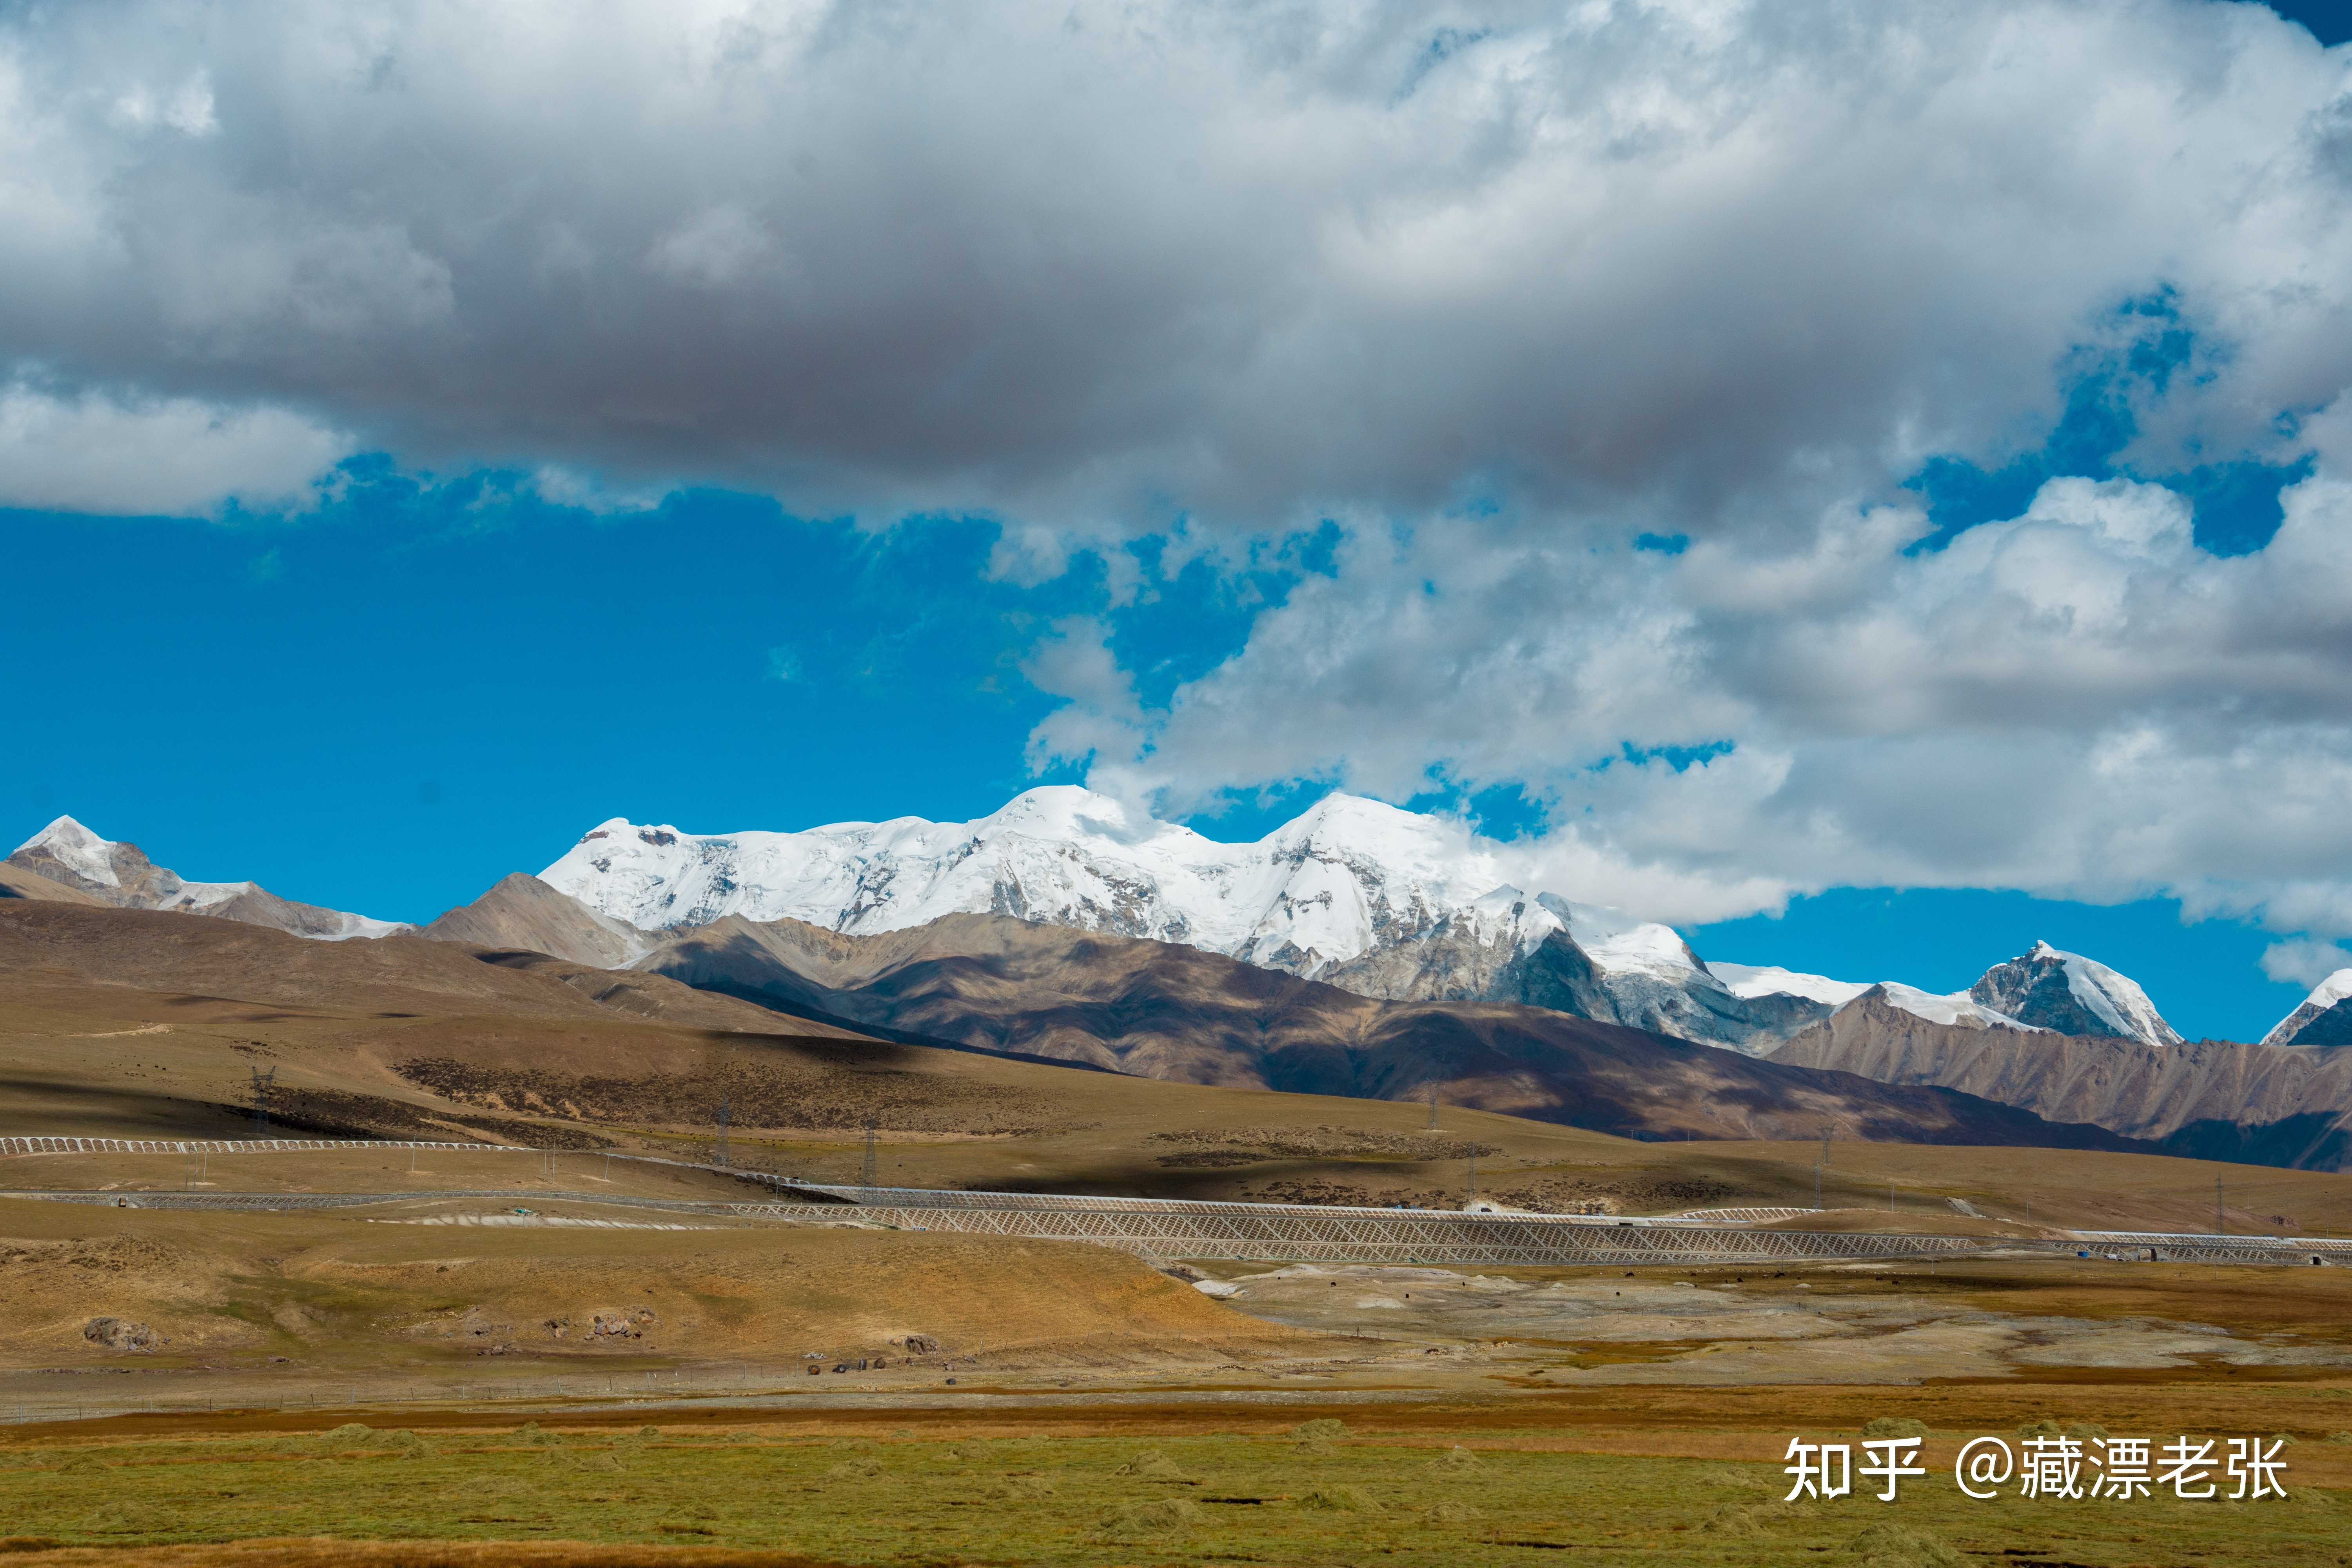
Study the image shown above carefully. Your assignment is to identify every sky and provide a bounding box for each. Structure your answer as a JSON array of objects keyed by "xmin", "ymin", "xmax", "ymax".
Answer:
[{"xmin": 7, "ymin": 0, "xmax": 2352, "ymax": 1044}]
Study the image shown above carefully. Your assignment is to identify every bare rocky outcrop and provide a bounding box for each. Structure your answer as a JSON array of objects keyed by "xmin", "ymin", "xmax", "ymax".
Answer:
[
  {"xmin": 1774, "ymin": 992, "xmax": 2352, "ymax": 1169},
  {"xmin": 82, "ymin": 1316, "xmax": 162, "ymax": 1352}
]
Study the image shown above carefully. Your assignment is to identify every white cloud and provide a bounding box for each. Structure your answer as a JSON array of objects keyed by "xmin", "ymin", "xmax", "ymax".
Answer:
[
  {"xmin": 2259, "ymin": 938, "xmax": 2352, "ymax": 987},
  {"xmin": 10, "ymin": 0, "xmax": 2352, "ymax": 953},
  {"xmin": 1069, "ymin": 472, "xmax": 2352, "ymax": 936},
  {"xmin": 0, "ymin": 1, "xmax": 2345, "ymax": 521},
  {"xmin": 0, "ymin": 377, "xmax": 351, "ymax": 515}
]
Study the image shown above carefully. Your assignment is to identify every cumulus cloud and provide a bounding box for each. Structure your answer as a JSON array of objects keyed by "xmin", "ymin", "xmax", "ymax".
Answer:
[
  {"xmin": 2260, "ymin": 938, "xmax": 2352, "ymax": 987},
  {"xmin": 0, "ymin": 377, "xmax": 351, "ymax": 514},
  {"xmin": 11, "ymin": 0, "xmax": 2352, "ymax": 949},
  {"xmin": 1052, "ymin": 472, "xmax": 2352, "ymax": 935},
  {"xmin": 1, "ymin": 1, "xmax": 2347, "ymax": 524}
]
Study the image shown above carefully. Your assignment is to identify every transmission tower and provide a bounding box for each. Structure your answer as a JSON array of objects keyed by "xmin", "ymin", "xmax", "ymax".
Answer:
[
  {"xmin": 861, "ymin": 1119, "xmax": 878, "ymax": 1186},
  {"xmin": 715, "ymin": 1091, "xmax": 731, "ymax": 1169},
  {"xmin": 1813, "ymin": 1129, "xmax": 1831, "ymax": 1210},
  {"xmin": 1426, "ymin": 1085, "xmax": 1439, "ymax": 1131},
  {"xmin": 2216, "ymin": 1177, "xmax": 2226, "ymax": 1236},
  {"xmin": 249, "ymin": 1066, "xmax": 276, "ymax": 1137}
]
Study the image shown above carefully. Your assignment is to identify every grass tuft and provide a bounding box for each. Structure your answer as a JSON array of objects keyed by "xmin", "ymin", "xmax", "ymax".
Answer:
[
  {"xmin": 1111, "ymin": 1448, "xmax": 1195, "ymax": 1483},
  {"xmin": 1846, "ymin": 1521, "xmax": 1963, "ymax": 1567},
  {"xmin": 1098, "ymin": 1497, "xmax": 1202, "ymax": 1537}
]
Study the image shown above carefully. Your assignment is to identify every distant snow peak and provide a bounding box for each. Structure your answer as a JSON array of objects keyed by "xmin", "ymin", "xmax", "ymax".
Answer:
[
  {"xmin": 1710, "ymin": 964, "xmax": 1873, "ymax": 1008},
  {"xmin": 5, "ymin": 816, "xmax": 403, "ymax": 941},
  {"xmin": 541, "ymin": 786, "xmax": 1826, "ymax": 1049},
  {"xmin": 2262, "ymin": 968, "xmax": 2352, "ymax": 1049},
  {"xmin": 1872, "ymin": 982, "xmax": 2037, "ymax": 1031},
  {"xmin": 1968, "ymin": 941, "xmax": 2180, "ymax": 1048},
  {"xmin": 13, "ymin": 816, "xmax": 121, "ymax": 887}
]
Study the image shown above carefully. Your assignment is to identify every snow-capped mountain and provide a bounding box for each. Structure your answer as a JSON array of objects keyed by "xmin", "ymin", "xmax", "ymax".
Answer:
[
  {"xmin": 2263, "ymin": 970, "xmax": 2352, "ymax": 1049},
  {"xmin": 535, "ymin": 791, "xmax": 2190, "ymax": 1054},
  {"xmin": 1967, "ymin": 940, "xmax": 2181, "ymax": 1047},
  {"xmin": 6, "ymin": 817, "xmax": 404, "ymax": 941},
  {"xmin": 1713, "ymin": 964, "xmax": 2042, "ymax": 1033},
  {"xmin": 537, "ymin": 786, "xmax": 1819, "ymax": 1051},
  {"xmin": 1722, "ymin": 944, "xmax": 2178, "ymax": 1044},
  {"xmin": 1710, "ymin": 964, "xmax": 1875, "ymax": 1009}
]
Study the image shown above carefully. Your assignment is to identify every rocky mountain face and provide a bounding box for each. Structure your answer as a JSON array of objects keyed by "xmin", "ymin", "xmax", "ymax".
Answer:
[
  {"xmin": 1773, "ymin": 990, "xmax": 2352, "ymax": 1170},
  {"xmin": 536, "ymin": 788, "xmax": 1822, "ymax": 1053},
  {"xmin": 1967, "ymin": 941, "xmax": 2181, "ymax": 1047},
  {"xmin": 2263, "ymin": 971, "xmax": 2352, "ymax": 1048},
  {"xmin": 7, "ymin": 817, "xmax": 405, "ymax": 942},
  {"xmin": 413, "ymin": 873, "xmax": 2149, "ymax": 1151}
]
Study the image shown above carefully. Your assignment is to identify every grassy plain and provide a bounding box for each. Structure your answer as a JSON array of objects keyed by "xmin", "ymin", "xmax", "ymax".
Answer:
[
  {"xmin": 6, "ymin": 904, "xmax": 2352, "ymax": 1561},
  {"xmin": 0, "ymin": 1414, "xmax": 2344, "ymax": 1566}
]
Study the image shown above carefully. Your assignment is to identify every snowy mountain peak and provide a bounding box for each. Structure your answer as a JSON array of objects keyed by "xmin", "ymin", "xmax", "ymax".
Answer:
[
  {"xmin": 1710, "ymin": 964, "xmax": 1875, "ymax": 1009},
  {"xmin": 539, "ymin": 791, "xmax": 1832, "ymax": 1045},
  {"xmin": 5, "ymin": 818, "xmax": 403, "ymax": 942},
  {"xmin": 2261, "ymin": 968, "xmax": 2352, "ymax": 1049},
  {"xmin": 1968, "ymin": 942, "xmax": 2181, "ymax": 1048},
  {"xmin": 11, "ymin": 816, "xmax": 123, "ymax": 888}
]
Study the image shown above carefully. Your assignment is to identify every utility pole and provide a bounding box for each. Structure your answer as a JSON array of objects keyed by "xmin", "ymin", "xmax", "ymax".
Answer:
[
  {"xmin": 1813, "ymin": 1129, "xmax": 1831, "ymax": 1210},
  {"xmin": 2216, "ymin": 1177, "xmax": 2226, "ymax": 1236},
  {"xmin": 249, "ymin": 1067, "xmax": 276, "ymax": 1138},
  {"xmin": 1426, "ymin": 1085, "xmax": 1439, "ymax": 1131},
  {"xmin": 715, "ymin": 1091, "xmax": 731, "ymax": 1169},
  {"xmin": 1467, "ymin": 1149, "xmax": 1478, "ymax": 1204},
  {"xmin": 861, "ymin": 1120, "xmax": 878, "ymax": 1187}
]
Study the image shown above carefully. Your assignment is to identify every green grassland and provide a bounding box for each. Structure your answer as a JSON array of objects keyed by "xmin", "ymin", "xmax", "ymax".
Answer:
[{"xmin": 0, "ymin": 1421, "xmax": 2343, "ymax": 1566}]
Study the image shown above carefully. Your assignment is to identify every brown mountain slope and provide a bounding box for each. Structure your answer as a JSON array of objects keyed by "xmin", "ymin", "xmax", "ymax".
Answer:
[
  {"xmin": 0, "ymin": 901, "xmax": 847, "ymax": 1038},
  {"xmin": 0, "ymin": 862, "xmax": 108, "ymax": 906},
  {"xmin": 1772, "ymin": 989, "xmax": 2352, "ymax": 1170},
  {"xmin": 417, "ymin": 872, "xmax": 651, "ymax": 969},
  {"xmin": 630, "ymin": 911, "xmax": 2156, "ymax": 1151}
]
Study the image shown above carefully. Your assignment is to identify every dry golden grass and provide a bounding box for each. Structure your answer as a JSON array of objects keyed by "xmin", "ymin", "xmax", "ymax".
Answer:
[{"xmin": 0, "ymin": 1196, "xmax": 1315, "ymax": 1376}]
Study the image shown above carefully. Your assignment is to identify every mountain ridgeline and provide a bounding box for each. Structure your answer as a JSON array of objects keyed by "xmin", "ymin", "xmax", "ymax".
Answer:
[
  {"xmin": 17, "ymin": 793, "xmax": 2352, "ymax": 1170},
  {"xmin": 415, "ymin": 873, "xmax": 2150, "ymax": 1153}
]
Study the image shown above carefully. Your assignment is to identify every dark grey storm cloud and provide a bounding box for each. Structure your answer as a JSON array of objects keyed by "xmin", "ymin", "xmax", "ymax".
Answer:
[{"xmin": 3, "ymin": 0, "xmax": 2345, "ymax": 527}]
